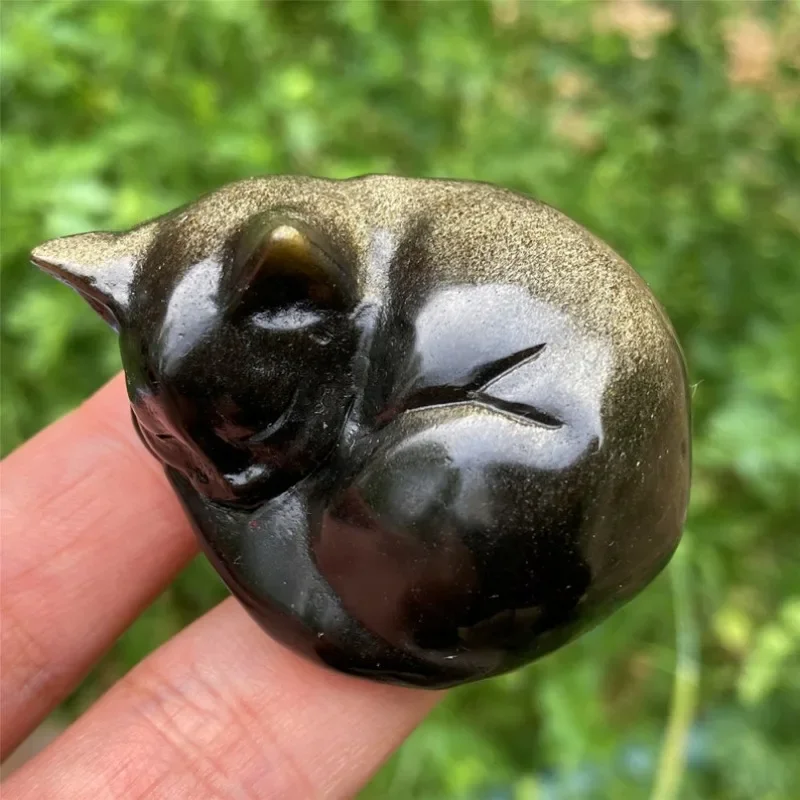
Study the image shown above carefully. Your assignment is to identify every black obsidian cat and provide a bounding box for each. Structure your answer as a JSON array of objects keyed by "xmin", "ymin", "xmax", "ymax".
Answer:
[{"xmin": 31, "ymin": 176, "xmax": 691, "ymax": 688}]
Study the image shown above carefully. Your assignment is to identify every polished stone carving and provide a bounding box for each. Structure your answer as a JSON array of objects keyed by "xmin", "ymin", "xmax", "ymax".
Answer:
[{"xmin": 32, "ymin": 176, "xmax": 691, "ymax": 688}]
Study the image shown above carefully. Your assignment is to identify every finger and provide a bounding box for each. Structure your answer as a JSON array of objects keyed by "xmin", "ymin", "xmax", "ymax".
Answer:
[
  {"xmin": 4, "ymin": 598, "xmax": 441, "ymax": 799},
  {"xmin": 1, "ymin": 375, "xmax": 198, "ymax": 758}
]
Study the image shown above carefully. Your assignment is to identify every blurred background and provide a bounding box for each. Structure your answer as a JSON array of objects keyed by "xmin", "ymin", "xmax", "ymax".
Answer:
[{"xmin": 2, "ymin": 1, "xmax": 799, "ymax": 797}]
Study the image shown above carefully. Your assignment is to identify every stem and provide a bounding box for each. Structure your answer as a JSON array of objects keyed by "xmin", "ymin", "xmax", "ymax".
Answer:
[{"xmin": 650, "ymin": 542, "xmax": 700, "ymax": 800}]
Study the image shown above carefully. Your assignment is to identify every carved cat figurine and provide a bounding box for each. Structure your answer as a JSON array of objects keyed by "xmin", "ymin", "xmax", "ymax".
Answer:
[{"xmin": 31, "ymin": 175, "xmax": 691, "ymax": 688}]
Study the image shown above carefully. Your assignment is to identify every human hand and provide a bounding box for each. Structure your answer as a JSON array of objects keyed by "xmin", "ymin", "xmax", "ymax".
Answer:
[{"xmin": 1, "ymin": 375, "xmax": 439, "ymax": 799}]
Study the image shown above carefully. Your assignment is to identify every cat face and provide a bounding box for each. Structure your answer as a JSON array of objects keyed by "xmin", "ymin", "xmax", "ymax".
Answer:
[{"xmin": 32, "ymin": 209, "xmax": 361, "ymax": 505}]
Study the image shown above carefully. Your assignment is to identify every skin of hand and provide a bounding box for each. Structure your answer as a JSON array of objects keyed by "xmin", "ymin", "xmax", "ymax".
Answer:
[{"xmin": 0, "ymin": 375, "xmax": 441, "ymax": 799}]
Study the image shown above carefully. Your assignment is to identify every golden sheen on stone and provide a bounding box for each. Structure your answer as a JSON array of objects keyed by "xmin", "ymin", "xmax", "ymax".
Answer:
[{"xmin": 31, "ymin": 176, "xmax": 691, "ymax": 688}]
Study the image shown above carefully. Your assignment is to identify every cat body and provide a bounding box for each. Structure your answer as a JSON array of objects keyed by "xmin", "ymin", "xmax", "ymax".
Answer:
[{"xmin": 32, "ymin": 176, "xmax": 690, "ymax": 687}]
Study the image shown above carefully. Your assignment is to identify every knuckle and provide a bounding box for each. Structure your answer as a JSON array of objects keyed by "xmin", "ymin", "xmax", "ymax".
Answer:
[
  {"xmin": 110, "ymin": 660, "xmax": 319, "ymax": 800},
  {"xmin": 1, "ymin": 599, "xmax": 62, "ymax": 749}
]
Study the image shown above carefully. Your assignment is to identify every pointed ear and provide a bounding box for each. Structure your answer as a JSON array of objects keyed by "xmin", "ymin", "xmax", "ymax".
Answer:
[
  {"xmin": 30, "ymin": 231, "xmax": 136, "ymax": 331},
  {"xmin": 225, "ymin": 214, "xmax": 356, "ymax": 316}
]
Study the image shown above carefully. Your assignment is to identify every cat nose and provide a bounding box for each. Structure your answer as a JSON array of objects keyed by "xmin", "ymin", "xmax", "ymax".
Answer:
[{"xmin": 222, "ymin": 463, "xmax": 272, "ymax": 494}]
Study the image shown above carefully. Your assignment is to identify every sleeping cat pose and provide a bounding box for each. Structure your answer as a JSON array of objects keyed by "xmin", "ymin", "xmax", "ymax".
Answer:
[{"xmin": 32, "ymin": 176, "xmax": 691, "ymax": 688}]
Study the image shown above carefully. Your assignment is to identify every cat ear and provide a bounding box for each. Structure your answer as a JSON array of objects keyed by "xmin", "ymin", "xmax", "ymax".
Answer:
[
  {"xmin": 226, "ymin": 214, "xmax": 356, "ymax": 316},
  {"xmin": 30, "ymin": 231, "xmax": 136, "ymax": 331}
]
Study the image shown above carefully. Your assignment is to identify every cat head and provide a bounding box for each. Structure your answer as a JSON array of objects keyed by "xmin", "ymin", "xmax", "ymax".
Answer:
[{"xmin": 31, "ymin": 198, "xmax": 362, "ymax": 505}]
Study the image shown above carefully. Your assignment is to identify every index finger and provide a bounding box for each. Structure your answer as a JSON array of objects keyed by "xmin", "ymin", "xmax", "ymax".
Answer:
[{"xmin": 1, "ymin": 375, "xmax": 198, "ymax": 757}]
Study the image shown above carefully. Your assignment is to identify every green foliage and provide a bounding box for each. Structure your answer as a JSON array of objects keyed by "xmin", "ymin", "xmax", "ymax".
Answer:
[{"xmin": 2, "ymin": 1, "xmax": 799, "ymax": 797}]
